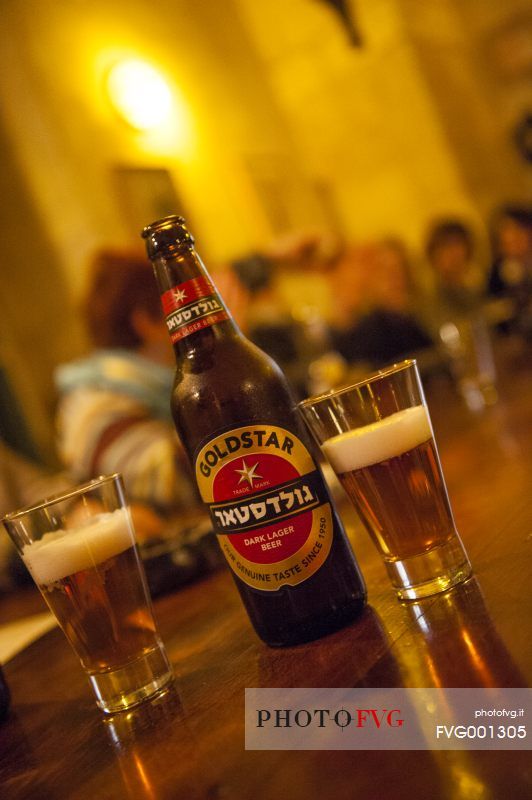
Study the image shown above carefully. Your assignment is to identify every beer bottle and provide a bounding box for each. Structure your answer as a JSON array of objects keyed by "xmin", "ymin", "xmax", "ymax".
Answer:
[{"xmin": 142, "ymin": 216, "xmax": 366, "ymax": 646}]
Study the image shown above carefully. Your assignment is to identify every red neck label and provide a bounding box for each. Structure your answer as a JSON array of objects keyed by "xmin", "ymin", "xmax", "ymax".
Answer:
[{"xmin": 161, "ymin": 277, "xmax": 230, "ymax": 343}]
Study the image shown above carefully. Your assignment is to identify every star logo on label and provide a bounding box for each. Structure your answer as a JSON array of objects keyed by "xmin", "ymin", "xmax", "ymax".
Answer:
[
  {"xmin": 235, "ymin": 460, "xmax": 263, "ymax": 488},
  {"xmin": 172, "ymin": 287, "xmax": 187, "ymax": 304}
]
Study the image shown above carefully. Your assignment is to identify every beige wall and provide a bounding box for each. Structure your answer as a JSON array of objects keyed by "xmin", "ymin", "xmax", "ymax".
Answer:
[
  {"xmin": 236, "ymin": 0, "xmax": 478, "ymax": 245},
  {"xmin": 0, "ymin": 0, "xmax": 529, "ymax": 459},
  {"xmin": 399, "ymin": 0, "xmax": 531, "ymax": 216}
]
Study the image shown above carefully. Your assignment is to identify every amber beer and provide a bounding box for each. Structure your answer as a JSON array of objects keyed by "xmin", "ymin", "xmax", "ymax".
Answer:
[
  {"xmin": 22, "ymin": 509, "xmax": 162, "ymax": 673},
  {"xmin": 142, "ymin": 215, "xmax": 366, "ymax": 646},
  {"xmin": 300, "ymin": 361, "xmax": 472, "ymax": 599},
  {"xmin": 3, "ymin": 474, "xmax": 173, "ymax": 713},
  {"xmin": 323, "ymin": 406, "xmax": 456, "ymax": 562}
]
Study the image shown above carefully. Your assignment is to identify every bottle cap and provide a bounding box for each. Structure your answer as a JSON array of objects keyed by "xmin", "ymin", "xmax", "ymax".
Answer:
[{"xmin": 142, "ymin": 215, "xmax": 195, "ymax": 258}]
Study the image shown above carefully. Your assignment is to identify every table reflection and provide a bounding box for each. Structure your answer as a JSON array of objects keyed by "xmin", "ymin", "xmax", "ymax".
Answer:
[
  {"xmin": 397, "ymin": 578, "xmax": 526, "ymax": 688},
  {"xmin": 103, "ymin": 685, "xmax": 187, "ymax": 800}
]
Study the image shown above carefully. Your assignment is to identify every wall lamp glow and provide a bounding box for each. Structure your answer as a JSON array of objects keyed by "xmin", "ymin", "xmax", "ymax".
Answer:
[{"xmin": 106, "ymin": 59, "xmax": 173, "ymax": 131}]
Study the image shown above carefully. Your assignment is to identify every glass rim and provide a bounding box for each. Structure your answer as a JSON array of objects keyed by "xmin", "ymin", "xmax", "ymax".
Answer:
[
  {"xmin": 298, "ymin": 359, "xmax": 418, "ymax": 409},
  {"xmin": 1, "ymin": 473, "xmax": 123, "ymax": 523}
]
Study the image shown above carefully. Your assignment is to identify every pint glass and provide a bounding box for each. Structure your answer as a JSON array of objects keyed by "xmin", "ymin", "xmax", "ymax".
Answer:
[
  {"xmin": 299, "ymin": 360, "xmax": 472, "ymax": 600},
  {"xmin": 2, "ymin": 474, "xmax": 173, "ymax": 713}
]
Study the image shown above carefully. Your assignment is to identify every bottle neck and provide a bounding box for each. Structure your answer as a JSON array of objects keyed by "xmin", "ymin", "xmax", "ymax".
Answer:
[{"xmin": 150, "ymin": 247, "xmax": 240, "ymax": 361}]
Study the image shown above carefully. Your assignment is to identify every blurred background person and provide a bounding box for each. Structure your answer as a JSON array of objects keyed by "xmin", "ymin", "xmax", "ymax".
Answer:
[
  {"xmin": 230, "ymin": 251, "xmax": 309, "ymax": 395},
  {"xmin": 327, "ymin": 243, "xmax": 372, "ymax": 331},
  {"xmin": 230, "ymin": 234, "xmax": 346, "ymax": 397},
  {"xmin": 0, "ymin": 438, "xmax": 72, "ymax": 591},
  {"xmin": 330, "ymin": 239, "xmax": 433, "ymax": 369},
  {"xmin": 487, "ymin": 205, "xmax": 532, "ymax": 339},
  {"xmin": 424, "ymin": 219, "xmax": 499, "ymax": 409},
  {"xmin": 487, "ymin": 205, "xmax": 532, "ymax": 297},
  {"xmin": 54, "ymin": 249, "xmax": 197, "ymax": 522},
  {"xmin": 424, "ymin": 218, "xmax": 484, "ymax": 324}
]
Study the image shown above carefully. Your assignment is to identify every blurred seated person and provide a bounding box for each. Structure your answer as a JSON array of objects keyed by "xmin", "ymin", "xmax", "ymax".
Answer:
[
  {"xmin": 487, "ymin": 205, "xmax": 532, "ymax": 297},
  {"xmin": 424, "ymin": 218, "xmax": 484, "ymax": 323},
  {"xmin": 55, "ymin": 250, "xmax": 196, "ymax": 517},
  {"xmin": 0, "ymin": 439, "xmax": 72, "ymax": 590},
  {"xmin": 424, "ymin": 220, "xmax": 502, "ymax": 408},
  {"xmin": 330, "ymin": 239, "xmax": 433, "ymax": 368},
  {"xmin": 231, "ymin": 252, "xmax": 310, "ymax": 395},
  {"xmin": 487, "ymin": 205, "xmax": 532, "ymax": 338},
  {"xmin": 0, "ymin": 437, "xmax": 168, "ymax": 592}
]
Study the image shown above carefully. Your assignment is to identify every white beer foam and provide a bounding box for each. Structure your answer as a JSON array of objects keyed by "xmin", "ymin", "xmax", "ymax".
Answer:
[
  {"xmin": 22, "ymin": 507, "xmax": 134, "ymax": 586},
  {"xmin": 323, "ymin": 405, "xmax": 431, "ymax": 474}
]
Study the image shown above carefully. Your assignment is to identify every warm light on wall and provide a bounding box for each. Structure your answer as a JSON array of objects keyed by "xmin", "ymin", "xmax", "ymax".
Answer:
[{"xmin": 106, "ymin": 59, "xmax": 173, "ymax": 130}]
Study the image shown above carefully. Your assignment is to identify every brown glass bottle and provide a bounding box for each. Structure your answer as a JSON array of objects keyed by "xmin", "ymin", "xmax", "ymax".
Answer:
[{"xmin": 142, "ymin": 216, "xmax": 366, "ymax": 646}]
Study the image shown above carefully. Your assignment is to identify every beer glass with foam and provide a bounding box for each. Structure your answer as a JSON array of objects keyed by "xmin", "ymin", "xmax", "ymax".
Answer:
[
  {"xmin": 299, "ymin": 360, "xmax": 472, "ymax": 600},
  {"xmin": 2, "ymin": 473, "xmax": 173, "ymax": 713}
]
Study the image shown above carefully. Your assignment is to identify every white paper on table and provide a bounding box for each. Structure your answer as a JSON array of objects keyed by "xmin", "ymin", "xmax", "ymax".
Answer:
[{"xmin": 0, "ymin": 612, "xmax": 57, "ymax": 664}]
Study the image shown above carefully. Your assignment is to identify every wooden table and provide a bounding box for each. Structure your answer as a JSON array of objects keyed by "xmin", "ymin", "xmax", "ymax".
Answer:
[{"xmin": 1, "ymin": 338, "xmax": 531, "ymax": 800}]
